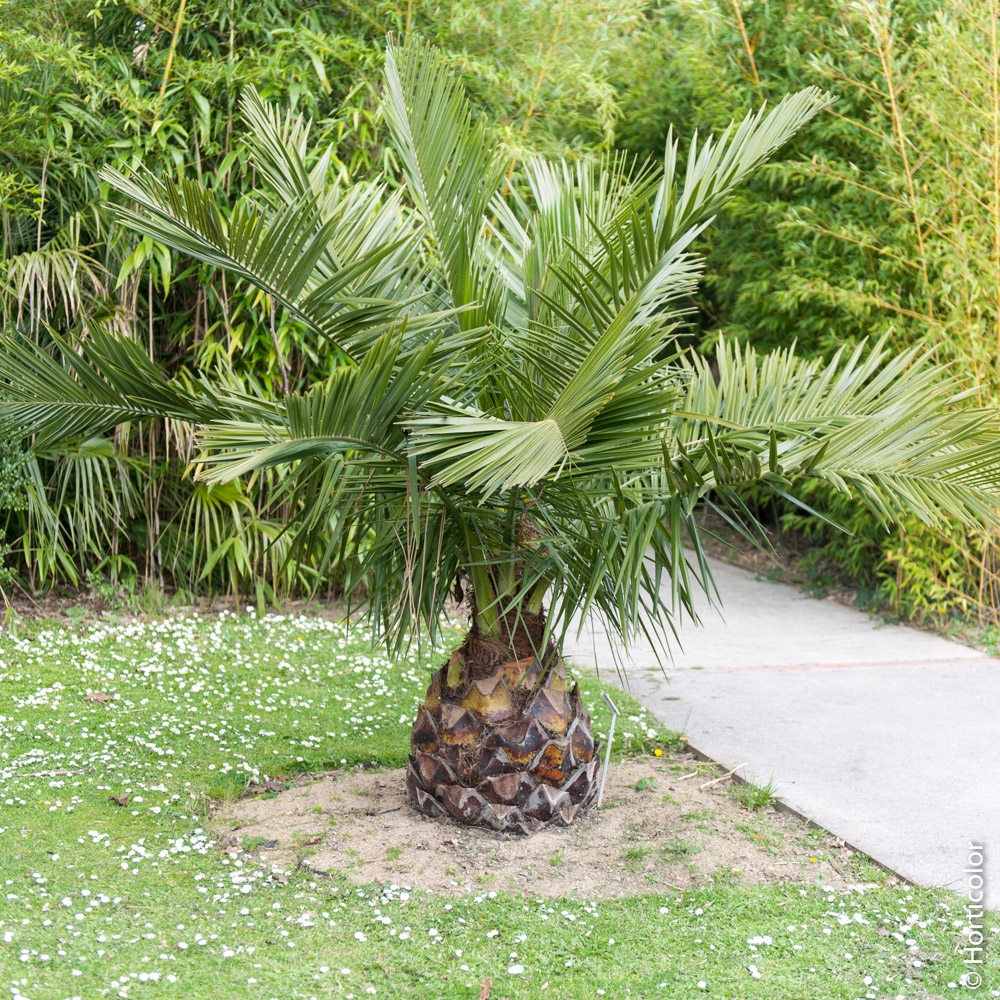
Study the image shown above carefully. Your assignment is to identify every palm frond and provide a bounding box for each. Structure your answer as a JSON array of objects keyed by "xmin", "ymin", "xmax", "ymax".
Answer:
[
  {"xmin": 407, "ymin": 239, "xmax": 698, "ymax": 494},
  {"xmin": 235, "ymin": 85, "xmax": 445, "ymax": 357},
  {"xmin": 0, "ymin": 218, "xmax": 107, "ymax": 330},
  {"xmin": 195, "ymin": 330, "xmax": 448, "ymax": 483},
  {"xmin": 653, "ymin": 87, "xmax": 834, "ymax": 249},
  {"xmin": 237, "ymin": 86, "xmax": 327, "ymax": 207},
  {"xmin": 103, "ymin": 166, "xmax": 425, "ymax": 357},
  {"xmin": 488, "ymin": 153, "xmax": 660, "ymax": 329},
  {"xmin": 40, "ymin": 436, "xmax": 137, "ymax": 557},
  {"xmin": 673, "ymin": 338, "xmax": 1000, "ymax": 528},
  {"xmin": 0, "ymin": 327, "xmax": 236, "ymax": 449},
  {"xmin": 382, "ymin": 35, "xmax": 508, "ymax": 331}
]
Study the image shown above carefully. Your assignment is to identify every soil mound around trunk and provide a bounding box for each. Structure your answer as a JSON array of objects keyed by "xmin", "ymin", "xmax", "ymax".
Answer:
[{"xmin": 217, "ymin": 755, "xmax": 871, "ymax": 899}]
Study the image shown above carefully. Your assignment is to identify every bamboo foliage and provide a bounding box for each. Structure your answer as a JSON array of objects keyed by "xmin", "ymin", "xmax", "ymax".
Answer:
[
  {"xmin": 795, "ymin": 0, "xmax": 1000, "ymax": 618},
  {"xmin": 789, "ymin": 0, "xmax": 1000, "ymax": 395}
]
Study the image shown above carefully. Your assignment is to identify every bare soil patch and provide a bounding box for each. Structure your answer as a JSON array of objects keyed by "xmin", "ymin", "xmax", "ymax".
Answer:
[{"xmin": 217, "ymin": 755, "xmax": 870, "ymax": 899}]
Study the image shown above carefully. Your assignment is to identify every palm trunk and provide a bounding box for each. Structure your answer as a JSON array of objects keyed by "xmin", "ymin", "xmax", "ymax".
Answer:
[{"xmin": 406, "ymin": 607, "xmax": 600, "ymax": 834}]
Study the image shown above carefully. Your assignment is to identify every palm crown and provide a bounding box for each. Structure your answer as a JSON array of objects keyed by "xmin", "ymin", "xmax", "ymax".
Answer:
[{"xmin": 4, "ymin": 36, "xmax": 1000, "ymax": 831}]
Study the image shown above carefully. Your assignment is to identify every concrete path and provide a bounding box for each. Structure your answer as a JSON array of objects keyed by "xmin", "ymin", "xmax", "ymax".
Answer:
[{"xmin": 564, "ymin": 558, "xmax": 1000, "ymax": 907}]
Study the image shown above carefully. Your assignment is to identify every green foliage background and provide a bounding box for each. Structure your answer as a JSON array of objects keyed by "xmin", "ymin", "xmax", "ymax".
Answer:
[{"xmin": 4, "ymin": 0, "xmax": 1000, "ymax": 624}]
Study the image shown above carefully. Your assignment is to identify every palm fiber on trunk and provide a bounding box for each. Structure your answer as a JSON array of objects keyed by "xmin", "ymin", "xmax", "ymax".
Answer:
[{"xmin": 406, "ymin": 611, "xmax": 600, "ymax": 834}]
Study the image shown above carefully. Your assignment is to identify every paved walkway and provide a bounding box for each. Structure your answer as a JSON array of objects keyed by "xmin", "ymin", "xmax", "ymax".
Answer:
[{"xmin": 564, "ymin": 558, "xmax": 999, "ymax": 907}]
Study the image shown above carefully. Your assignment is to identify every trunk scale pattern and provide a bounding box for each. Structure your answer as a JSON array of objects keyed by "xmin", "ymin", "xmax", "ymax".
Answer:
[{"xmin": 406, "ymin": 644, "xmax": 600, "ymax": 835}]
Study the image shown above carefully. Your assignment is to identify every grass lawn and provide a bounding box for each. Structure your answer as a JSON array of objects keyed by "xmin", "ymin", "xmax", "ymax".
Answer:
[{"xmin": 0, "ymin": 609, "xmax": 994, "ymax": 999}]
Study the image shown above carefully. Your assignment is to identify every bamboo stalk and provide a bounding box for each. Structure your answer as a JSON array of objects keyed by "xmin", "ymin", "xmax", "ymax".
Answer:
[
  {"xmin": 822, "ymin": 106, "xmax": 891, "ymax": 141},
  {"xmin": 862, "ymin": 0, "xmax": 934, "ymax": 316},
  {"xmin": 35, "ymin": 153, "xmax": 48, "ymax": 253},
  {"xmin": 989, "ymin": 0, "xmax": 1000, "ymax": 603},
  {"xmin": 343, "ymin": 1, "xmax": 387, "ymax": 36},
  {"xmin": 499, "ymin": 0, "xmax": 569, "ymax": 197},
  {"xmin": 730, "ymin": 0, "xmax": 760, "ymax": 84},
  {"xmin": 803, "ymin": 161, "xmax": 908, "ymax": 208},
  {"xmin": 159, "ymin": 0, "xmax": 188, "ymax": 99},
  {"xmin": 990, "ymin": 0, "xmax": 1000, "ymax": 369},
  {"xmin": 808, "ymin": 283, "xmax": 942, "ymax": 327},
  {"xmin": 792, "ymin": 222, "xmax": 923, "ymax": 270}
]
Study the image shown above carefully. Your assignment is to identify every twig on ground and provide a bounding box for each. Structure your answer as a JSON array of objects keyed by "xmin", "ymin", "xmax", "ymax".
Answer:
[{"xmin": 699, "ymin": 763, "xmax": 747, "ymax": 789}]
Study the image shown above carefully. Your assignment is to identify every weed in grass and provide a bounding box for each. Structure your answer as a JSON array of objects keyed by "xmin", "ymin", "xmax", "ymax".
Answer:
[
  {"xmin": 730, "ymin": 777, "xmax": 780, "ymax": 811},
  {"xmin": 841, "ymin": 853, "xmax": 893, "ymax": 884},
  {"xmin": 681, "ymin": 807, "xmax": 716, "ymax": 828},
  {"xmin": 662, "ymin": 839, "xmax": 701, "ymax": 858},
  {"xmin": 734, "ymin": 821, "xmax": 782, "ymax": 852},
  {"xmin": 709, "ymin": 866, "xmax": 743, "ymax": 887},
  {"xmin": 981, "ymin": 623, "xmax": 1000, "ymax": 656},
  {"xmin": 623, "ymin": 846, "xmax": 654, "ymax": 872},
  {"xmin": 64, "ymin": 605, "xmax": 89, "ymax": 624}
]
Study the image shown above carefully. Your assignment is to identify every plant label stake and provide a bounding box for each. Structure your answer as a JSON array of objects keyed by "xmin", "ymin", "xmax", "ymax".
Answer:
[{"xmin": 596, "ymin": 691, "xmax": 619, "ymax": 808}]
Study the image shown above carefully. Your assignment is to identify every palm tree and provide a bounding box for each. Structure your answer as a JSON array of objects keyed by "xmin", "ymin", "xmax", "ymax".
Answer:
[{"xmin": 4, "ymin": 36, "xmax": 1000, "ymax": 833}]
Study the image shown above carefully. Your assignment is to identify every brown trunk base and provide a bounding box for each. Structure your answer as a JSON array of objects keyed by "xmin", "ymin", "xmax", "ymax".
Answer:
[{"xmin": 406, "ymin": 636, "xmax": 600, "ymax": 835}]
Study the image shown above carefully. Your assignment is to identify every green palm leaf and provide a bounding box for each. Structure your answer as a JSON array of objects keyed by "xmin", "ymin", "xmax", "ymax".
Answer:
[
  {"xmin": 382, "ymin": 35, "xmax": 508, "ymax": 333},
  {"xmin": 654, "ymin": 87, "xmax": 833, "ymax": 250},
  {"xmin": 672, "ymin": 338, "xmax": 1000, "ymax": 528},
  {"xmin": 0, "ymin": 327, "xmax": 237, "ymax": 449}
]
